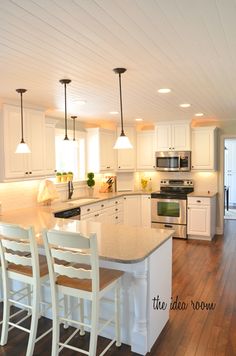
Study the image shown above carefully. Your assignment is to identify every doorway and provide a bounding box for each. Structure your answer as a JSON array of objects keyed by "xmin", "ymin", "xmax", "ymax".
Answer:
[{"xmin": 224, "ymin": 138, "xmax": 236, "ymax": 220}]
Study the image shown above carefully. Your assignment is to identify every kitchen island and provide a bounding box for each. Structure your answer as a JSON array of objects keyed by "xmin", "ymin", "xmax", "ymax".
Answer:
[{"xmin": 0, "ymin": 206, "xmax": 173, "ymax": 354}]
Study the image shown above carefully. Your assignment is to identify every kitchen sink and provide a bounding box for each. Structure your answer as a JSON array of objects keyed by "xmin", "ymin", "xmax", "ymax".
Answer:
[{"xmin": 67, "ymin": 197, "xmax": 100, "ymax": 205}]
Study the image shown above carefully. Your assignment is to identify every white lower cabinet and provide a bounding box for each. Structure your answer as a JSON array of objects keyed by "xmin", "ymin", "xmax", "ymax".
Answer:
[
  {"xmin": 187, "ymin": 196, "xmax": 216, "ymax": 240},
  {"xmin": 80, "ymin": 198, "xmax": 124, "ymax": 224},
  {"xmin": 141, "ymin": 195, "xmax": 151, "ymax": 228},
  {"xmin": 80, "ymin": 194, "xmax": 151, "ymax": 228},
  {"xmin": 123, "ymin": 195, "xmax": 141, "ymax": 227}
]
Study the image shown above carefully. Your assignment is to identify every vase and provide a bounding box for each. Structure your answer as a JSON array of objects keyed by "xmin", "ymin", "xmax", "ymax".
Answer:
[{"xmin": 88, "ymin": 187, "xmax": 94, "ymax": 197}]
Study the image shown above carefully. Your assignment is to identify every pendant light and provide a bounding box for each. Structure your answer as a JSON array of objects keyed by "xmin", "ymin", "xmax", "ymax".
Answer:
[
  {"xmin": 59, "ymin": 79, "xmax": 71, "ymax": 141},
  {"xmin": 113, "ymin": 68, "xmax": 132, "ymax": 149},
  {"xmin": 15, "ymin": 88, "xmax": 31, "ymax": 153},
  {"xmin": 71, "ymin": 115, "xmax": 77, "ymax": 141}
]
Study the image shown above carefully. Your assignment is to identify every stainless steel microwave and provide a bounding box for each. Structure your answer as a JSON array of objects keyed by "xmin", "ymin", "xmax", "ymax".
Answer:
[{"xmin": 155, "ymin": 151, "xmax": 191, "ymax": 171}]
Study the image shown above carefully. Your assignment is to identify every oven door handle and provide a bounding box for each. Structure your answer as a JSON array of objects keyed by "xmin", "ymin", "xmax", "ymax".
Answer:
[{"xmin": 164, "ymin": 224, "xmax": 174, "ymax": 228}]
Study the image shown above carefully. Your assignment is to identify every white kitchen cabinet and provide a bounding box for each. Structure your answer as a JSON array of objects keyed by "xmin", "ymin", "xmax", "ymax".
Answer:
[
  {"xmin": 123, "ymin": 195, "xmax": 141, "ymax": 227},
  {"xmin": 116, "ymin": 127, "xmax": 136, "ymax": 171},
  {"xmin": 191, "ymin": 127, "xmax": 217, "ymax": 171},
  {"xmin": 86, "ymin": 128, "xmax": 116, "ymax": 173},
  {"xmin": 0, "ymin": 104, "xmax": 50, "ymax": 180},
  {"xmin": 141, "ymin": 195, "xmax": 151, "ymax": 228},
  {"xmin": 44, "ymin": 119, "xmax": 57, "ymax": 175},
  {"xmin": 136, "ymin": 131, "xmax": 155, "ymax": 170},
  {"xmin": 80, "ymin": 198, "xmax": 124, "ymax": 224},
  {"xmin": 155, "ymin": 121, "xmax": 190, "ymax": 151},
  {"xmin": 187, "ymin": 196, "xmax": 216, "ymax": 240}
]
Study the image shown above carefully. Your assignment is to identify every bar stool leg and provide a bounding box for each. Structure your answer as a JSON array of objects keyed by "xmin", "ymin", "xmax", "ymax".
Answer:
[
  {"xmin": 26, "ymin": 287, "xmax": 40, "ymax": 356},
  {"xmin": 63, "ymin": 295, "xmax": 69, "ymax": 329},
  {"xmin": 51, "ymin": 289, "xmax": 60, "ymax": 356},
  {"xmin": 115, "ymin": 282, "xmax": 121, "ymax": 347},
  {"xmin": 79, "ymin": 298, "xmax": 85, "ymax": 336},
  {"xmin": 0, "ymin": 276, "xmax": 10, "ymax": 346},
  {"xmin": 89, "ymin": 298, "xmax": 98, "ymax": 356}
]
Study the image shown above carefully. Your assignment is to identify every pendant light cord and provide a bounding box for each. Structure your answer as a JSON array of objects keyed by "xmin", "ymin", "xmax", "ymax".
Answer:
[
  {"xmin": 20, "ymin": 92, "xmax": 24, "ymax": 143},
  {"xmin": 118, "ymin": 72, "xmax": 125, "ymax": 136},
  {"xmin": 64, "ymin": 82, "xmax": 68, "ymax": 140}
]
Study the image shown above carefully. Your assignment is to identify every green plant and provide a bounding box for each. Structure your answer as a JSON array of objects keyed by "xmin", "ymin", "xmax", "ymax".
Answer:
[
  {"xmin": 62, "ymin": 172, "xmax": 67, "ymax": 175},
  {"xmin": 87, "ymin": 172, "xmax": 95, "ymax": 187},
  {"xmin": 68, "ymin": 171, "xmax": 73, "ymax": 175},
  {"xmin": 56, "ymin": 172, "xmax": 61, "ymax": 176}
]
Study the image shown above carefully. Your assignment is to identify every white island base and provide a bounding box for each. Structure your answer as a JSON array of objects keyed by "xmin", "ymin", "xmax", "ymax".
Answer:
[{"xmin": 98, "ymin": 237, "xmax": 172, "ymax": 354}]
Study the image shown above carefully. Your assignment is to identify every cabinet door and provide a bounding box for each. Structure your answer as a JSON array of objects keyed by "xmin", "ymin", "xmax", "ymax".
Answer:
[
  {"xmin": 187, "ymin": 205, "xmax": 210, "ymax": 236},
  {"xmin": 137, "ymin": 131, "xmax": 155, "ymax": 170},
  {"xmin": 191, "ymin": 127, "xmax": 217, "ymax": 171},
  {"xmin": 3, "ymin": 105, "xmax": 28, "ymax": 179},
  {"xmin": 100, "ymin": 130, "xmax": 116, "ymax": 171},
  {"xmin": 117, "ymin": 127, "xmax": 136, "ymax": 170},
  {"xmin": 172, "ymin": 123, "xmax": 190, "ymax": 151},
  {"xmin": 123, "ymin": 195, "xmax": 141, "ymax": 226},
  {"xmin": 26, "ymin": 109, "xmax": 45, "ymax": 176},
  {"xmin": 141, "ymin": 195, "xmax": 151, "ymax": 228},
  {"xmin": 156, "ymin": 124, "xmax": 172, "ymax": 151}
]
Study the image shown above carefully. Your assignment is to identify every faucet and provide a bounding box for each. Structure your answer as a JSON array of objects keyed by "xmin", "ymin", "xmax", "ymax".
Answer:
[{"xmin": 68, "ymin": 181, "xmax": 74, "ymax": 200}]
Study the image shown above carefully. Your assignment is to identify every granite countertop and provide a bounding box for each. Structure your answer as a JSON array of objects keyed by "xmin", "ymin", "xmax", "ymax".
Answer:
[
  {"xmin": 188, "ymin": 191, "xmax": 218, "ymax": 198},
  {"xmin": 50, "ymin": 190, "xmax": 153, "ymax": 213},
  {"xmin": 0, "ymin": 205, "xmax": 173, "ymax": 264}
]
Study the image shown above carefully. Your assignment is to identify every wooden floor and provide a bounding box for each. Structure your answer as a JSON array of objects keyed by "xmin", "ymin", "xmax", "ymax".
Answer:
[{"xmin": 1, "ymin": 219, "xmax": 236, "ymax": 356}]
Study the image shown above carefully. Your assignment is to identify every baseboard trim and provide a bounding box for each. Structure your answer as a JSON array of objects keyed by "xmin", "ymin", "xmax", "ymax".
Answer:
[{"xmin": 216, "ymin": 227, "xmax": 223, "ymax": 235}]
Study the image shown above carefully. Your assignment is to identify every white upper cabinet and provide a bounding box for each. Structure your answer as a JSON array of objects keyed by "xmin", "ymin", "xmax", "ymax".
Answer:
[
  {"xmin": 44, "ymin": 119, "xmax": 57, "ymax": 175},
  {"xmin": 116, "ymin": 127, "xmax": 136, "ymax": 171},
  {"xmin": 155, "ymin": 121, "xmax": 191, "ymax": 151},
  {"xmin": 136, "ymin": 131, "xmax": 156, "ymax": 170},
  {"xmin": 0, "ymin": 104, "xmax": 54, "ymax": 181},
  {"xmin": 191, "ymin": 127, "xmax": 217, "ymax": 171},
  {"xmin": 86, "ymin": 128, "xmax": 116, "ymax": 173}
]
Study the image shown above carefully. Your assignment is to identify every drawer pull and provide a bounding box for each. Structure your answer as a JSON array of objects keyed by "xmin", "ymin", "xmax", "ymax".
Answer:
[
  {"xmin": 164, "ymin": 224, "xmax": 173, "ymax": 228},
  {"xmin": 95, "ymin": 214, "xmax": 99, "ymax": 217},
  {"xmin": 197, "ymin": 200, "xmax": 201, "ymax": 203}
]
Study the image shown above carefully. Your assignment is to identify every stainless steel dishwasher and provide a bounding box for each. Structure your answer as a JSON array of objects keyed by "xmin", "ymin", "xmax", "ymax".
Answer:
[{"xmin": 54, "ymin": 207, "xmax": 81, "ymax": 220}]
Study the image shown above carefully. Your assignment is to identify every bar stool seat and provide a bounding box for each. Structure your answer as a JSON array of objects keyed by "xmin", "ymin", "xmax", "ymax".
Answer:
[{"xmin": 8, "ymin": 255, "xmax": 49, "ymax": 277}]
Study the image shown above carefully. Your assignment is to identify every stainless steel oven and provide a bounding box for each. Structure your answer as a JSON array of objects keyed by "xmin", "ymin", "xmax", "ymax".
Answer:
[{"xmin": 151, "ymin": 179, "xmax": 194, "ymax": 239}]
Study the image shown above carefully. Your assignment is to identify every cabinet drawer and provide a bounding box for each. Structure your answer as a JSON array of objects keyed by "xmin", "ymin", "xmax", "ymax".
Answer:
[{"xmin": 188, "ymin": 197, "xmax": 210, "ymax": 206}]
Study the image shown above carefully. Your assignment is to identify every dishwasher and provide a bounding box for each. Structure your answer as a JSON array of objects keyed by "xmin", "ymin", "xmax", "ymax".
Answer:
[{"xmin": 54, "ymin": 207, "xmax": 81, "ymax": 220}]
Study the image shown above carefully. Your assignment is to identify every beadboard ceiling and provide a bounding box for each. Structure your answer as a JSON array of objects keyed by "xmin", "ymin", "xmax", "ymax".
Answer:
[{"xmin": 1, "ymin": 0, "xmax": 236, "ymax": 125}]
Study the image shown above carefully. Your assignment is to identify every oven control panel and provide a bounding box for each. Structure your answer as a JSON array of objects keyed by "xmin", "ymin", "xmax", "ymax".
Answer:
[{"xmin": 160, "ymin": 179, "xmax": 193, "ymax": 187}]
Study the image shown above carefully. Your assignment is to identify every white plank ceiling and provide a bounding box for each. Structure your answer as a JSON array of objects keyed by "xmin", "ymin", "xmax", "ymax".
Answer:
[{"xmin": 1, "ymin": 0, "xmax": 236, "ymax": 125}]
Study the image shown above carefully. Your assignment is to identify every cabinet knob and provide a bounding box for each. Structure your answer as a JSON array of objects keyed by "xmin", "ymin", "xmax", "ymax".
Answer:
[
  {"xmin": 169, "ymin": 147, "xmax": 171, "ymax": 150},
  {"xmin": 87, "ymin": 208, "xmax": 90, "ymax": 212},
  {"xmin": 29, "ymin": 172, "xmax": 32, "ymax": 174},
  {"xmin": 192, "ymin": 166, "xmax": 194, "ymax": 168},
  {"xmin": 118, "ymin": 166, "xmax": 121, "ymax": 169},
  {"xmin": 124, "ymin": 197, "xmax": 126, "ymax": 200},
  {"xmin": 197, "ymin": 200, "xmax": 201, "ymax": 203},
  {"xmin": 148, "ymin": 197, "xmax": 151, "ymax": 199},
  {"xmin": 25, "ymin": 172, "xmax": 28, "ymax": 175},
  {"xmin": 115, "ymin": 201, "xmax": 118, "ymax": 204},
  {"xmin": 95, "ymin": 214, "xmax": 99, "ymax": 217},
  {"xmin": 115, "ymin": 208, "xmax": 118, "ymax": 211},
  {"xmin": 101, "ymin": 204, "xmax": 104, "ymax": 208},
  {"xmin": 107, "ymin": 166, "xmax": 110, "ymax": 169},
  {"xmin": 115, "ymin": 216, "xmax": 118, "ymax": 219},
  {"xmin": 54, "ymin": 169, "xmax": 57, "ymax": 173}
]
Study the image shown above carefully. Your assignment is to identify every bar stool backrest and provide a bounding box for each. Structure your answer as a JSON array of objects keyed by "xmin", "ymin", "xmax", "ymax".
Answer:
[
  {"xmin": 0, "ymin": 223, "xmax": 40, "ymax": 281},
  {"xmin": 43, "ymin": 229, "xmax": 99, "ymax": 294}
]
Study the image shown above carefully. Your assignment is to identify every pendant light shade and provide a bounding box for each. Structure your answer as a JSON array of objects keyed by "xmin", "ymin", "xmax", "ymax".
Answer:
[
  {"xmin": 15, "ymin": 88, "xmax": 30, "ymax": 154},
  {"xmin": 59, "ymin": 79, "xmax": 71, "ymax": 141},
  {"xmin": 113, "ymin": 68, "xmax": 133, "ymax": 149}
]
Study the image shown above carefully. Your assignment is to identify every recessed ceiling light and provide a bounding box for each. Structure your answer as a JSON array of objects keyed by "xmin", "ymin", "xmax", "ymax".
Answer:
[
  {"xmin": 109, "ymin": 111, "xmax": 119, "ymax": 115},
  {"xmin": 180, "ymin": 103, "xmax": 191, "ymax": 108},
  {"xmin": 135, "ymin": 118, "xmax": 143, "ymax": 121},
  {"xmin": 158, "ymin": 88, "xmax": 171, "ymax": 94},
  {"xmin": 74, "ymin": 100, "xmax": 87, "ymax": 105},
  {"xmin": 195, "ymin": 112, "xmax": 204, "ymax": 117}
]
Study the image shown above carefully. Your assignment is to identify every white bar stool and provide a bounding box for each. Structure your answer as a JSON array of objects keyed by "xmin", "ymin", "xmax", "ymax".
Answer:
[
  {"xmin": 43, "ymin": 228, "xmax": 124, "ymax": 356},
  {"xmin": 0, "ymin": 222, "xmax": 52, "ymax": 356}
]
